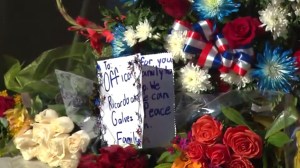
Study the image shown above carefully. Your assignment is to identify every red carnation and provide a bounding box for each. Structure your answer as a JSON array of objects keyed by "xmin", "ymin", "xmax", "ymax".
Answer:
[
  {"xmin": 158, "ymin": 0, "xmax": 190, "ymax": 19},
  {"xmin": 0, "ymin": 96, "xmax": 15, "ymax": 117}
]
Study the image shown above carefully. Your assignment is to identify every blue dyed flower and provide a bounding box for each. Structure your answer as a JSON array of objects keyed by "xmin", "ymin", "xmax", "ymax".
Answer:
[
  {"xmin": 192, "ymin": 0, "xmax": 240, "ymax": 21},
  {"xmin": 119, "ymin": 0, "xmax": 138, "ymax": 4},
  {"xmin": 111, "ymin": 24, "xmax": 131, "ymax": 58},
  {"xmin": 252, "ymin": 43, "xmax": 298, "ymax": 93}
]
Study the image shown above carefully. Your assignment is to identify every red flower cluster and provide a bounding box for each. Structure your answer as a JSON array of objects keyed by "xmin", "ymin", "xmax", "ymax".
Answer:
[
  {"xmin": 78, "ymin": 145, "xmax": 148, "ymax": 168},
  {"xmin": 175, "ymin": 115, "xmax": 263, "ymax": 168},
  {"xmin": 68, "ymin": 17, "xmax": 114, "ymax": 55},
  {"xmin": 0, "ymin": 96, "xmax": 15, "ymax": 117}
]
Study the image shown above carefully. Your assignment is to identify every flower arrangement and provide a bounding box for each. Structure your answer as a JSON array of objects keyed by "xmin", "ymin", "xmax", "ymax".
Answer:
[{"xmin": 2, "ymin": 0, "xmax": 300, "ymax": 167}]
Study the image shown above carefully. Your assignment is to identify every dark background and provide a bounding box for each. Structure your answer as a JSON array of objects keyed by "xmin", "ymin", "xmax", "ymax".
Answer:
[{"xmin": 0, "ymin": 0, "xmax": 120, "ymax": 64}]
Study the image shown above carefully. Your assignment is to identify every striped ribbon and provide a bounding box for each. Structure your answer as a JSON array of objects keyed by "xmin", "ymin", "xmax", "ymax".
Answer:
[{"xmin": 172, "ymin": 20, "xmax": 254, "ymax": 76}]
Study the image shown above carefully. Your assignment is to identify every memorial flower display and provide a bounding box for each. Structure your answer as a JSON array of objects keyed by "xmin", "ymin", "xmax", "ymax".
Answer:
[{"xmin": 2, "ymin": 0, "xmax": 300, "ymax": 167}]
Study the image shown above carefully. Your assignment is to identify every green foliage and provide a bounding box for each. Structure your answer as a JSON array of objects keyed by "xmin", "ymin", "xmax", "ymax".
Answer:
[
  {"xmin": 265, "ymin": 106, "xmax": 298, "ymax": 139},
  {"xmin": 156, "ymin": 150, "xmax": 181, "ymax": 164},
  {"xmin": 221, "ymin": 106, "xmax": 251, "ymax": 128},
  {"xmin": 267, "ymin": 131, "xmax": 291, "ymax": 147},
  {"xmin": 4, "ymin": 43, "xmax": 96, "ymax": 102}
]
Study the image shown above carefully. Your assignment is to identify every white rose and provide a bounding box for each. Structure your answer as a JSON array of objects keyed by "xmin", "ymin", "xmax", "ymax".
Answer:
[
  {"xmin": 48, "ymin": 157, "xmax": 60, "ymax": 167},
  {"xmin": 59, "ymin": 158, "xmax": 79, "ymax": 168},
  {"xmin": 19, "ymin": 147, "xmax": 38, "ymax": 161},
  {"xmin": 51, "ymin": 117, "xmax": 74, "ymax": 134},
  {"xmin": 14, "ymin": 130, "xmax": 38, "ymax": 160},
  {"xmin": 35, "ymin": 109, "xmax": 58, "ymax": 123},
  {"xmin": 67, "ymin": 130, "xmax": 90, "ymax": 154},
  {"xmin": 36, "ymin": 143, "xmax": 56, "ymax": 163},
  {"xmin": 32, "ymin": 123, "xmax": 54, "ymax": 143},
  {"xmin": 48, "ymin": 134, "xmax": 69, "ymax": 159}
]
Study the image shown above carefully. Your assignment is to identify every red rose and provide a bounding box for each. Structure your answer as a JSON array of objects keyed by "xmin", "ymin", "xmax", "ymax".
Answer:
[
  {"xmin": 223, "ymin": 126, "xmax": 263, "ymax": 159},
  {"xmin": 97, "ymin": 145, "xmax": 147, "ymax": 168},
  {"xmin": 222, "ymin": 17, "xmax": 262, "ymax": 48},
  {"xmin": 225, "ymin": 155, "xmax": 254, "ymax": 168},
  {"xmin": 185, "ymin": 141, "xmax": 205, "ymax": 161},
  {"xmin": 206, "ymin": 144, "xmax": 231, "ymax": 166},
  {"xmin": 0, "ymin": 96, "xmax": 15, "ymax": 117},
  {"xmin": 98, "ymin": 145, "xmax": 129, "ymax": 168},
  {"xmin": 125, "ymin": 155, "xmax": 148, "ymax": 168},
  {"xmin": 192, "ymin": 115, "xmax": 223, "ymax": 144},
  {"xmin": 78, "ymin": 154, "xmax": 98, "ymax": 168},
  {"xmin": 294, "ymin": 50, "xmax": 300, "ymax": 69},
  {"xmin": 158, "ymin": 0, "xmax": 190, "ymax": 19}
]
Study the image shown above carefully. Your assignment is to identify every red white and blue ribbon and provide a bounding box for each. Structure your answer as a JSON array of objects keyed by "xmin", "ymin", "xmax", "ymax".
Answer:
[{"xmin": 172, "ymin": 20, "xmax": 254, "ymax": 76}]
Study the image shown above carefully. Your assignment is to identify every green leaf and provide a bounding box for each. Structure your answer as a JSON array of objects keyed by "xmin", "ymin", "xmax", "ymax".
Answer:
[
  {"xmin": 0, "ymin": 118, "xmax": 8, "ymax": 128},
  {"xmin": 157, "ymin": 151, "xmax": 180, "ymax": 164},
  {"xmin": 31, "ymin": 95, "xmax": 43, "ymax": 115},
  {"xmin": 154, "ymin": 163, "xmax": 173, "ymax": 168},
  {"xmin": 221, "ymin": 106, "xmax": 250, "ymax": 128},
  {"xmin": 265, "ymin": 106, "xmax": 298, "ymax": 139},
  {"xmin": 267, "ymin": 131, "xmax": 291, "ymax": 147}
]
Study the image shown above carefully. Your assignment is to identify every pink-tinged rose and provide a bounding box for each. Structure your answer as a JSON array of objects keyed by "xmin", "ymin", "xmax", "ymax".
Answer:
[
  {"xmin": 225, "ymin": 155, "xmax": 254, "ymax": 168},
  {"xmin": 206, "ymin": 144, "xmax": 231, "ymax": 166},
  {"xmin": 223, "ymin": 126, "xmax": 263, "ymax": 159},
  {"xmin": 185, "ymin": 141, "xmax": 205, "ymax": 161},
  {"xmin": 222, "ymin": 17, "xmax": 263, "ymax": 48},
  {"xmin": 158, "ymin": 0, "xmax": 190, "ymax": 19},
  {"xmin": 0, "ymin": 96, "xmax": 14, "ymax": 117},
  {"xmin": 192, "ymin": 115, "xmax": 223, "ymax": 144}
]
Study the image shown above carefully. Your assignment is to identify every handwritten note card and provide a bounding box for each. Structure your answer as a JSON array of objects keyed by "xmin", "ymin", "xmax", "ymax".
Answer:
[
  {"xmin": 97, "ymin": 53, "xmax": 175, "ymax": 148},
  {"xmin": 141, "ymin": 53, "xmax": 175, "ymax": 148},
  {"xmin": 97, "ymin": 54, "xmax": 144, "ymax": 147}
]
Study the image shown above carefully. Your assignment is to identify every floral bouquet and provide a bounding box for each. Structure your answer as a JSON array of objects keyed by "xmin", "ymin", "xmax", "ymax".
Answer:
[{"xmin": 157, "ymin": 90, "xmax": 299, "ymax": 168}]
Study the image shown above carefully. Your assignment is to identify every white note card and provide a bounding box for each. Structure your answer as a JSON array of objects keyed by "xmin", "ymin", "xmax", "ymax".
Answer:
[{"xmin": 97, "ymin": 53, "xmax": 175, "ymax": 148}]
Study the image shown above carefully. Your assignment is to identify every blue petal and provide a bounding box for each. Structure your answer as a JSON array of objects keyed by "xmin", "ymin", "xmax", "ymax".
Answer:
[
  {"xmin": 251, "ymin": 42, "xmax": 298, "ymax": 93},
  {"xmin": 111, "ymin": 24, "xmax": 132, "ymax": 58}
]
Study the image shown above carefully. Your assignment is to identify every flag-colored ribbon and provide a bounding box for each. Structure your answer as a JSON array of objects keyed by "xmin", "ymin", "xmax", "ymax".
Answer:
[{"xmin": 172, "ymin": 20, "xmax": 254, "ymax": 76}]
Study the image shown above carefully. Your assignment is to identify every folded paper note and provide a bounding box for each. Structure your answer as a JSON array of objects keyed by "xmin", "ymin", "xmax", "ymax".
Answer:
[{"xmin": 97, "ymin": 53, "xmax": 175, "ymax": 148}]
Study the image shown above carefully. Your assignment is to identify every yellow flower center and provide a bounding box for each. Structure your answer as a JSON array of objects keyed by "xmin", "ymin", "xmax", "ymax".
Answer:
[{"xmin": 204, "ymin": 0, "xmax": 222, "ymax": 10}]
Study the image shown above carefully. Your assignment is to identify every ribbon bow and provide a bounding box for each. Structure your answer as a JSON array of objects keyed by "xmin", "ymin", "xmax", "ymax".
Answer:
[{"xmin": 172, "ymin": 20, "xmax": 254, "ymax": 76}]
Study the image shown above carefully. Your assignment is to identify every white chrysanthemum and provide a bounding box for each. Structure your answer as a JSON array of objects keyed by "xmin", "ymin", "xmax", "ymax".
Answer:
[
  {"xmin": 124, "ymin": 26, "xmax": 137, "ymax": 47},
  {"xmin": 135, "ymin": 19, "xmax": 153, "ymax": 42},
  {"xmin": 293, "ymin": 3, "xmax": 300, "ymax": 16},
  {"xmin": 259, "ymin": 3, "xmax": 289, "ymax": 39},
  {"xmin": 220, "ymin": 71, "xmax": 252, "ymax": 89},
  {"xmin": 271, "ymin": 0, "xmax": 284, "ymax": 5},
  {"xmin": 164, "ymin": 31, "xmax": 188, "ymax": 63},
  {"xmin": 179, "ymin": 63, "xmax": 212, "ymax": 93}
]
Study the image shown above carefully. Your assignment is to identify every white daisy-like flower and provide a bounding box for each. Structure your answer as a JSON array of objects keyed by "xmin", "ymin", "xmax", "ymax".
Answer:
[
  {"xmin": 271, "ymin": 0, "xmax": 284, "ymax": 5},
  {"xmin": 135, "ymin": 19, "xmax": 153, "ymax": 42},
  {"xmin": 293, "ymin": 3, "xmax": 300, "ymax": 16},
  {"xmin": 258, "ymin": 3, "xmax": 289, "ymax": 39},
  {"xmin": 179, "ymin": 63, "xmax": 212, "ymax": 93},
  {"xmin": 220, "ymin": 71, "xmax": 252, "ymax": 89},
  {"xmin": 164, "ymin": 31, "xmax": 188, "ymax": 63},
  {"xmin": 124, "ymin": 26, "xmax": 137, "ymax": 47}
]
